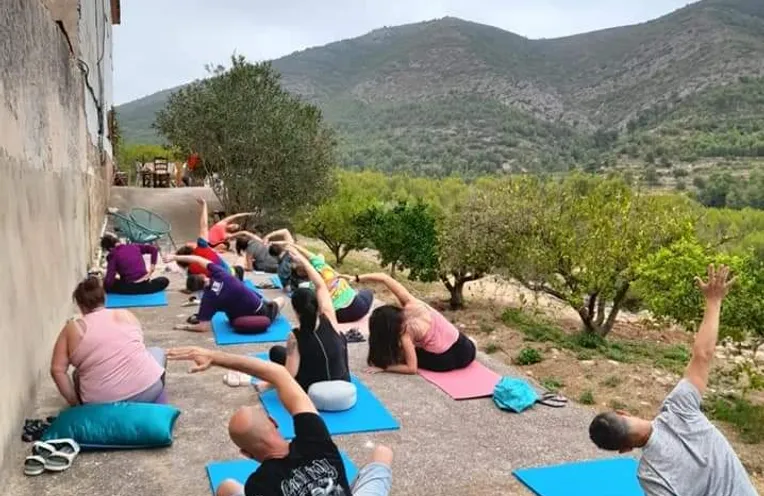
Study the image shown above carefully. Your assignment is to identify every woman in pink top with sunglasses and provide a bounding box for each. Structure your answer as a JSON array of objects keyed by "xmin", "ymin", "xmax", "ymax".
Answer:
[
  {"xmin": 50, "ymin": 277, "xmax": 166, "ymax": 405},
  {"xmin": 348, "ymin": 272, "xmax": 476, "ymax": 375}
]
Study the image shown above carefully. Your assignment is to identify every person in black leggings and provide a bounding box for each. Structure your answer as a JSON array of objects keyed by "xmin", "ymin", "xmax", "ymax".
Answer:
[
  {"xmin": 101, "ymin": 234, "xmax": 169, "ymax": 295},
  {"xmin": 258, "ymin": 246, "xmax": 350, "ymax": 393}
]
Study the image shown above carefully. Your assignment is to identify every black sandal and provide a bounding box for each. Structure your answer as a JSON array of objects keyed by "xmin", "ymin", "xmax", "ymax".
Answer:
[{"xmin": 536, "ymin": 392, "xmax": 568, "ymax": 408}]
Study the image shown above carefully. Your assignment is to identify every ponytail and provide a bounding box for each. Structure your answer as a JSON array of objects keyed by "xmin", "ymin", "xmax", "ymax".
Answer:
[{"xmin": 291, "ymin": 288, "xmax": 319, "ymax": 333}]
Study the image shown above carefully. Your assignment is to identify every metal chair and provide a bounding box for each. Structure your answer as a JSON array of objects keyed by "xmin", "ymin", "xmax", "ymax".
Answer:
[
  {"xmin": 129, "ymin": 207, "xmax": 177, "ymax": 249},
  {"xmin": 108, "ymin": 211, "xmax": 160, "ymax": 244}
]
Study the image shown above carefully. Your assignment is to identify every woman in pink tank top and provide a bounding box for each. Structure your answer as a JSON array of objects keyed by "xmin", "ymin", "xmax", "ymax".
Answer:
[
  {"xmin": 348, "ymin": 273, "xmax": 476, "ymax": 374},
  {"xmin": 50, "ymin": 277, "xmax": 166, "ymax": 405}
]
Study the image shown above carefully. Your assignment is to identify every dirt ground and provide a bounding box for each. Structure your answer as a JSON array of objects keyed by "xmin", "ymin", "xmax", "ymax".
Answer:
[{"xmin": 309, "ymin": 236, "xmax": 764, "ymax": 491}]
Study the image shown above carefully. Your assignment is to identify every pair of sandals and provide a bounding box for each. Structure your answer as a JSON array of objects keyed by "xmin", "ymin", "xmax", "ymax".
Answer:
[
  {"xmin": 22, "ymin": 417, "xmax": 55, "ymax": 443},
  {"xmin": 344, "ymin": 328, "xmax": 365, "ymax": 343},
  {"xmin": 223, "ymin": 371, "xmax": 252, "ymax": 388},
  {"xmin": 24, "ymin": 439, "xmax": 80, "ymax": 476}
]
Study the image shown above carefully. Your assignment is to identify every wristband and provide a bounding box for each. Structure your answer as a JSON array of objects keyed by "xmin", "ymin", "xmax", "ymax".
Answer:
[{"xmin": 355, "ymin": 274, "xmax": 360, "ymax": 283}]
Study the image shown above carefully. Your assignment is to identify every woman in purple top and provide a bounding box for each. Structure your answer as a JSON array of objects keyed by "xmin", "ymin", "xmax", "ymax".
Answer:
[
  {"xmin": 165, "ymin": 254, "xmax": 285, "ymax": 334},
  {"xmin": 100, "ymin": 234, "xmax": 170, "ymax": 295}
]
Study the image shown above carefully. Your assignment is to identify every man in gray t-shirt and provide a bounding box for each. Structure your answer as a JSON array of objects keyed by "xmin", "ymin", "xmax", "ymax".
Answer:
[
  {"xmin": 589, "ymin": 265, "xmax": 758, "ymax": 496},
  {"xmin": 233, "ymin": 232, "xmax": 280, "ymax": 273}
]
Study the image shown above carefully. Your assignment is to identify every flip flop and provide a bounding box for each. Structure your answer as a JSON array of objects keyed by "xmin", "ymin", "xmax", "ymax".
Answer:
[
  {"xmin": 537, "ymin": 392, "xmax": 568, "ymax": 408},
  {"xmin": 24, "ymin": 455, "xmax": 46, "ymax": 476},
  {"xmin": 33, "ymin": 439, "xmax": 79, "ymax": 457},
  {"xmin": 186, "ymin": 314, "xmax": 199, "ymax": 325}
]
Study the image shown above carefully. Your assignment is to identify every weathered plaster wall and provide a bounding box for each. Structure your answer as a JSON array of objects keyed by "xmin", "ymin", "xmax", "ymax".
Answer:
[{"xmin": 0, "ymin": 0, "xmax": 111, "ymax": 471}]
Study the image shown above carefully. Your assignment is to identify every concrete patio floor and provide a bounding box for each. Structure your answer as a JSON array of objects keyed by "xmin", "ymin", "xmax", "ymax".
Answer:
[{"xmin": 3, "ymin": 187, "xmax": 615, "ymax": 495}]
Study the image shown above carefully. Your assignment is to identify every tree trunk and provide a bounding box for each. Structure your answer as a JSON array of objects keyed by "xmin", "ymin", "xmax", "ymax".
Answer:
[
  {"xmin": 448, "ymin": 280, "xmax": 466, "ymax": 310},
  {"xmin": 333, "ymin": 245, "xmax": 348, "ymax": 266},
  {"xmin": 578, "ymin": 283, "xmax": 631, "ymax": 337},
  {"xmin": 389, "ymin": 262, "xmax": 397, "ymax": 277}
]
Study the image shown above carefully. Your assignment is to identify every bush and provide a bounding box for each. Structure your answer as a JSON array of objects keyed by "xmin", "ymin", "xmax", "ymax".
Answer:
[
  {"xmin": 515, "ymin": 347, "xmax": 543, "ymax": 365},
  {"xmin": 541, "ymin": 377, "xmax": 564, "ymax": 392},
  {"xmin": 602, "ymin": 375, "xmax": 623, "ymax": 388},
  {"xmin": 705, "ymin": 396, "xmax": 764, "ymax": 444},
  {"xmin": 578, "ymin": 390, "xmax": 596, "ymax": 405}
]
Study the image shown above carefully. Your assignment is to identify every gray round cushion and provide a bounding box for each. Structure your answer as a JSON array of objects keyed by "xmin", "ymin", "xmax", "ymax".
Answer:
[{"xmin": 308, "ymin": 381, "xmax": 357, "ymax": 412}]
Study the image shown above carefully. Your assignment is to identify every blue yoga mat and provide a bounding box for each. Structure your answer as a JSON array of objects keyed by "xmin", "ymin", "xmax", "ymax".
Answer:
[
  {"xmin": 206, "ymin": 452, "xmax": 358, "ymax": 495},
  {"xmin": 269, "ymin": 274, "xmax": 284, "ymax": 289},
  {"xmin": 105, "ymin": 291, "xmax": 168, "ymax": 309},
  {"xmin": 210, "ymin": 281, "xmax": 291, "ymax": 345},
  {"xmin": 256, "ymin": 355, "xmax": 399, "ymax": 439},
  {"xmin": 513, "ymin": 457, "xmax": 644, "ymax": 496},
  {"xmin": 211, "ymin": 313, "xmax": 291, "ymax": 345}
]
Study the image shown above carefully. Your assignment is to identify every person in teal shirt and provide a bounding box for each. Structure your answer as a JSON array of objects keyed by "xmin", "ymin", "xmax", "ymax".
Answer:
[{"xmin": 264, "ymin": 229, "xmax": 374, "ymax": 323}]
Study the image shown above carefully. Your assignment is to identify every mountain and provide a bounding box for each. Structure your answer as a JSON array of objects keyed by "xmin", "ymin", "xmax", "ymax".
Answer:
[{"xmin": 117, "ymin": 0, "xmax": 764, "ymax": 175}]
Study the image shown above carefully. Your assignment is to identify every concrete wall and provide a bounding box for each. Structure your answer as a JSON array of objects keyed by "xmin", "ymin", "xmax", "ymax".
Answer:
[{"xmin": 0, "ymin": 0, "xmax": 112, "ymax": 471}]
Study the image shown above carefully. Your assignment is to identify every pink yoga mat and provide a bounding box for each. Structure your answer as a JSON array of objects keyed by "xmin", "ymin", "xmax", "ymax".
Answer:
[{"xmin": 418, "ymin": 361, "xmax": 501, "ymax": 400}]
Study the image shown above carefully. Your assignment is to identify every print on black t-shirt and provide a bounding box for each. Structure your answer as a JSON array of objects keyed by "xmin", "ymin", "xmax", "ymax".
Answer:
[{"xmin": 244, "ymin": 413, "xmax": 350, "ymax": 496}]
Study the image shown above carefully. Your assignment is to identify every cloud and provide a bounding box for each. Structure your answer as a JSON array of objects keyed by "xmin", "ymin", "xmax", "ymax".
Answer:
[{"xmin": 113, "ymin": 0, "xmax": 699, "ymax": 104}]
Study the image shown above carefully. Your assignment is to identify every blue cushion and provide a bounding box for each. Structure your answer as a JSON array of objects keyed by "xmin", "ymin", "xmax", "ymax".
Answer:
[{"xmin": 42, "ymin": 402, "xmax": 181, "ymax": 450}]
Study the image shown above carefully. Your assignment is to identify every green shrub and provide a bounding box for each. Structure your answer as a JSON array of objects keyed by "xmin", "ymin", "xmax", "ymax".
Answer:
[
  {"xmin": 515, "ymin": 347, "xmax": 543, "ymax": 365},
  {"xmin": 705, "ymin": 396, "xmax": 764, "ymax": 444},
  {"xmin": 601, "ymin": 375, "xmax": 623, "ymax": 388},
  {"xmin": 541, "ymin": 377, "xmax": 564, "ymax": 392},
  {"xmin": 579, "ymin": 390, "xmax": 596, "ymax": 405},
  {"xmin": 484, "ymin": 343, "xmax": 502, "ymax": 355}
]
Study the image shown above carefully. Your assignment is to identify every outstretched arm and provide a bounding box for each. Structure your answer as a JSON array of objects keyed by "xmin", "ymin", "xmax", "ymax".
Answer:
[
  {"xmin": 168, "ymin": 347, "xmax": 316, "ymax": 415},
  {"xmin": 231, "ymin": 231, "xmax": 264, "ymax": 243},
  {"xmin": 197, "ymin": 198, "xmax": 209, "ymax": 239},
  {"xmin": 355, "ymin": 273, "xmax": 416, "ymax": 307},
  {"xmin": 219, "ymin": 212, "xmax": 255, "ymax": 224},
  {"xmin": 685, "ymin": 264, "xmax": 735, "ymax": 394},
  {"xmin": 287, "ymin": 245, "xmax": 338, "ymax": 326},
  {"xmin": 165, "ymin": 254, "xmax": 213, "ymax": 269}
]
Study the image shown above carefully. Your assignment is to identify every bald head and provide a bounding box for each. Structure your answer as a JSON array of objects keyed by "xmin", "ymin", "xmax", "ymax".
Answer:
[{"xmin": 228, "ymin": 406, "xmax": 286, "ymax": 461}]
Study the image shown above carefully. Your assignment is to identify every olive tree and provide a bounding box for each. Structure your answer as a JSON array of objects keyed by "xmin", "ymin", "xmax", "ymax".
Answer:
[{"xmin": 155, "ymin": 55, "xmax": 336, "ymax": 225}]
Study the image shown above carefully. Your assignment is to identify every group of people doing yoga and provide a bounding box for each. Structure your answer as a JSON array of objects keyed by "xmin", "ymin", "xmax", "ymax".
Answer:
[{"xmin": 50, "ymin": 192, "xmax": 758, "ymax": 495}]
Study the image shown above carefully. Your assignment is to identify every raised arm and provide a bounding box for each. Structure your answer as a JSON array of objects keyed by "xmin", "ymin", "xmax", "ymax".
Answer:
[
  {"xmin": 197, "ymin": 197, "xmax": 209, "ymax": 239},
  {"xmin": 685, "ymin": 264, "xmax": 735, "ymax": 394},
  {"xmin": 219, "ymin": 212, "xmax": 256, "ymax": 224},
  {"xmin": 231, "ymin": 231, "xmax": 263, "ymax": 243},
  {"xmin": 287, "ymin": 246, "xmax": 337, "ymax": 325},
  {"xmin": 356, "ymin": 273, "xmax": 416, "ymax": 307},
  {"xmin": 263, "ymin": 228, "xmax": 295, "ymax": 244},
  {"xmin": 165, "ymin": 253, "xmax": 213, "ymax": 269},
  {"xmin": 168, "ymin": 347, "xmax": 316, "ymax": 415}
]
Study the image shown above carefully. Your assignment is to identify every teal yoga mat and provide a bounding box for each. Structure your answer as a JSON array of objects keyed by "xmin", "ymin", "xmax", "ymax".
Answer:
[
  {"xmin": 513, "ymin": 457, "xmax": 644, "ymax": 496},
  {"xmin": 105, "ymin": 291, "xmax": 168, "ymax": 309},
  {"xmin": 206, "ymin": 452, "xmax": 358, "ymax": 495}
]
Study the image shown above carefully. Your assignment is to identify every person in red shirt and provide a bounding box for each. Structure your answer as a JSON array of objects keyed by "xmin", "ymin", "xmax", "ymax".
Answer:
[{"xmin": 176, "ymin": 198, "xmax": 235, "ymax": 292}]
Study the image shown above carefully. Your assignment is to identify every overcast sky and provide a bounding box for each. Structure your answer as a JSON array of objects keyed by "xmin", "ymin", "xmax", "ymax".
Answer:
[{"xmin": 113, "ymin": 0, "xmax": 700, "ymax": 104}]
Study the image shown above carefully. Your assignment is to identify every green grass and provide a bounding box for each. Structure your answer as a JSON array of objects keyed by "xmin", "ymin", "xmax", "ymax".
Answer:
[
  {"xmin": 705, "ymin": 396, "xmax": 764, "ymax": 444},
  {"xmin": 501, "ymin": 308, "xmax": 690, "ymax": 373},
  {"xmin": 578, "ymin": 390, "xmax": 596, "ymax": 405},
  {"xmin": 515, "ymin": 347, "xmax": 543, "ymax": 365},
  {"xmin": 601, "ymin": 375, "xmax": 623, "ymax": 388},
  {"xmin": 484, "ymin": 343, "xmax": 502, "ymax": 354},
  {"xmin": 541, "ymin": 377, "xmax": 564, "ymax": 392},
  {"xmin": 609, "ymin": 399, "xmax": 628, "ymax": 410}
]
